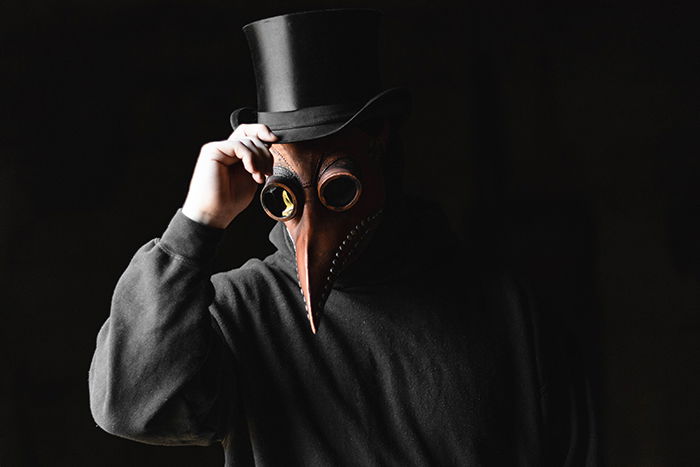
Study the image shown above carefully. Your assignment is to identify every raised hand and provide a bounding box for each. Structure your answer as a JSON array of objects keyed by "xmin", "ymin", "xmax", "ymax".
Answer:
[{"xmin": 182, "ymin": 124, "xmax": 278, "ymax": 228}]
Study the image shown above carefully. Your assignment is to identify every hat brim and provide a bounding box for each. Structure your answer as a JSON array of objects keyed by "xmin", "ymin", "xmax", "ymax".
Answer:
[{"xmin": 230, "ymin": 87, "xmax": 411, "ymax": 143}]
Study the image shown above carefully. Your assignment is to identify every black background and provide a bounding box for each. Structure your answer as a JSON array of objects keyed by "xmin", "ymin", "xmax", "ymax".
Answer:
[{"xmin": 1, "ymin": 1, "xmax": 698, "ymax": 466}]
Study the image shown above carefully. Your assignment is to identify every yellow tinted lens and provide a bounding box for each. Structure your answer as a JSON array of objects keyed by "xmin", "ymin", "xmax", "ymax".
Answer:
[
  {"xmin": 281, "ymin": 189, "xmax": 294, "ymax": 217},
  {"xmin": 262, "ymin": 184, "xmax": 297, "ymax": 220}
]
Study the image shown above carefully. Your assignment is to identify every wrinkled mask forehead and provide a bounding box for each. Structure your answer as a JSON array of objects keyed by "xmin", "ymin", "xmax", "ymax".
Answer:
[{"xmin": 269, "ymin": 126, "xmax": 377, "ymax": 183}]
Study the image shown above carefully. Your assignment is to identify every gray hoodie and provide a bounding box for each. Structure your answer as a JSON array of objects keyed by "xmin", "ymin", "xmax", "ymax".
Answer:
[{"xmin": 89, "ymin": 199, "xmax": 597, "ymax": 466}]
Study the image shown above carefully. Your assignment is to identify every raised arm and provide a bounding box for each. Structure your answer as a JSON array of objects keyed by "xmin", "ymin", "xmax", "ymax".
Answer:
[{"xmin": 88, "ymin": 124, "xmax": 277, "ymax": 445}]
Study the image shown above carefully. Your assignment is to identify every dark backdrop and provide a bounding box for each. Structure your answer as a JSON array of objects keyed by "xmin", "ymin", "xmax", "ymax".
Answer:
[{"xmin": 1, "ymin": 1, "xmax": 697, "ymax": 466}]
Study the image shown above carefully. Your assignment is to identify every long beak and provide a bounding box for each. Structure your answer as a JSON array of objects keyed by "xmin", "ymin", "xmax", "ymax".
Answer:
[
  {"xmin": 293, "ymin": 209, "xmax": 334, "ymax": 334},
  {"xmin": 289, "ymin": 196, "xmax": 383, "ymax": 334},
  {"xmin": 291, "ymin": 202, "xmax": 347, "ymax": 334},
  {"xmin": 295, "ymin": 231, "xmax": 319, "ymax": 333}
]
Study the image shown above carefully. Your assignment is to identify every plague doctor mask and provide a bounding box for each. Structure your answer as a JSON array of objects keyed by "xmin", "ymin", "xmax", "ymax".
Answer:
[
  {"xmin": 261, "ymin": 125, "xmax": 388, "ymax": 332},
  {"xmin": 229, "ymin": 9, "xmax": 411, "ymax": 332}
]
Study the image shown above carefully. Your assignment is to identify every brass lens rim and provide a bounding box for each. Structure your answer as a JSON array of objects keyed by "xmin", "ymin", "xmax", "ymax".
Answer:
[
  {"xmin": 318, "ymin": 172, "xmax": 362, "ymax": 212},
  {"xmin": 260, "ymin": 180, "xmax": 299, "ymax": 221}
]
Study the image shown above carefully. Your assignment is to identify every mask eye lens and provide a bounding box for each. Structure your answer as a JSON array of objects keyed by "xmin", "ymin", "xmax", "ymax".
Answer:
[
  {"xmin": 319, "ymin": 174, "xmax": 361, "ymax": 211},
  {"xmin": 261, "ymin": 183, "xmax": 298, "ymax": 221}
]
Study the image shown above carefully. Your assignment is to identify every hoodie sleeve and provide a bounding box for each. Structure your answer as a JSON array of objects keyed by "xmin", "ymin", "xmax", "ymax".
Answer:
[{"xmin": 88, "ymin": 209, "xmax": 234, "ymax": 446}]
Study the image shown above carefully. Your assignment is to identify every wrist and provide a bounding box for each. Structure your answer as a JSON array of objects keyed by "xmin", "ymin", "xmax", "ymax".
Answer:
[
  {"xmin": 159, "ymin": 209, "xmax": 226, "ymax": 264},
  {"xmin": 181, "ymin": 204, "xmax": 234, "ymax": 229}
]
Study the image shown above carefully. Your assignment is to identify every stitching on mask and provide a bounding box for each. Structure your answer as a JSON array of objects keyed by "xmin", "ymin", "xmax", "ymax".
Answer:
[
  {"xmin": 270, "ymin": 147, "xmax": 292, "ymax": 168},
  {"xmin": 320, "ymin": 209, "xmax": 384, "ymax": 303},
  {"xmin": 271, "ymin": 146, "xmax": 329, "ymax": 190},
  {"xmin": 312, "ymin": 152, "xmax": 328, "ymax": 186}
]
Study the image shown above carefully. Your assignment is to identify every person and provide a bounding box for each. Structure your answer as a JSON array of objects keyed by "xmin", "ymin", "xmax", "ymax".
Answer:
[{"xmin": 89, "ymin": 8, "xmax": 598, "ymax": 466}]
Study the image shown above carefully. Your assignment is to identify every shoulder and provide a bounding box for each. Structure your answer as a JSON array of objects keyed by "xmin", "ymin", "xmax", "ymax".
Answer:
[{"xmin": 210, "ymin": 250, "xmax": 296, "ymax": 299}]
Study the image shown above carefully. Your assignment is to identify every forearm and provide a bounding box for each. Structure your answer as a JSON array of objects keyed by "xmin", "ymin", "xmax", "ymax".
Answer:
[{"xmin": 89, "ymin": 210, "xmax": 230, "ymax": 445}]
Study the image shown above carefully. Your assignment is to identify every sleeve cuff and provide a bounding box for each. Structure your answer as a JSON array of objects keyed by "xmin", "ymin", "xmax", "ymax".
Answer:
[{"xmin": 158, "ymin": 209, "xmax": 226, "ymax": 264}]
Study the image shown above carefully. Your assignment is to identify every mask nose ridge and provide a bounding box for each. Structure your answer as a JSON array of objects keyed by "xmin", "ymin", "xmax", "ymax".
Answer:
[{"xmin": 292, "ymin": 196, "xmax": 328, "ymax": 334}]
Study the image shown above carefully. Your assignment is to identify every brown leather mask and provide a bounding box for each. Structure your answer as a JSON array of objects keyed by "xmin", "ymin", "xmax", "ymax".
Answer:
[{"xmin": 261, "ymin": 126, "xmax": 387, "ymax": 333}]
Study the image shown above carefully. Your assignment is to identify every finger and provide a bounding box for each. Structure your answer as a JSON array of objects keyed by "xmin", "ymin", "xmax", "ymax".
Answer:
[
  {"xmin": 237, "ymin": 139, "xmax": 267, "ymax": 184},
  {"xmin": 228, "ymin": 140, "xmax": 258, "ymax": 175},
  {"xmin": 204, "ymin": 139, "xmax": 267, "ymax": 183},
  {"xmin": 207, "ymin": 138, "xmax": 270, "ymax": 181},
  {"xmin": 202, "ymin": 140, "xmax": 256, "ymax": 175},
  {"xmin": 231, "ymin": 123, "xmax": 278, "ymax": 143},
  {"xmin": 247, "ymin": 137, "xmax": 274, "ymax": 174},
  {"xmin": 200, "ymin": 141, "xmax": 242, "ymax": 166},
  {"xmin": 222, "ymin": 134, "xmax": 273, "ymax": 175}
]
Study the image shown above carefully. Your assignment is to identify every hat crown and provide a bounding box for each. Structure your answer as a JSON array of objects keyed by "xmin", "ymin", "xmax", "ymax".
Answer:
[{"xmin": 243, "ymin": 9, "xmax": 382, "ymax": 112}]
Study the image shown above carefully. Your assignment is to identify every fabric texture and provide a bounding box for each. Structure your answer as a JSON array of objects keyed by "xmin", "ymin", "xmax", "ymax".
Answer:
[{"xmin": 89, "ymin": 198, "xmax": 598, "ymax": 466}]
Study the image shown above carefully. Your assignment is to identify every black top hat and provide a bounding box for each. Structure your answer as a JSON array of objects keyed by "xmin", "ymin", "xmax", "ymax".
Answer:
[{"xmin": 230, "ymin": 9, "xmax": 411, "ymax": 143}]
